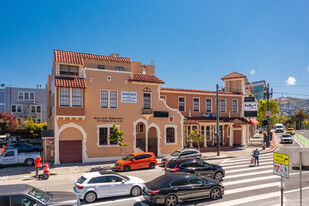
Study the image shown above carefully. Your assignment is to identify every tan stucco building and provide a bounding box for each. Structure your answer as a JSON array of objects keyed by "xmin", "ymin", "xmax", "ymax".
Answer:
[{"xmin": 47, "ymin": 50, "xmax": 183, "ymax": 164}]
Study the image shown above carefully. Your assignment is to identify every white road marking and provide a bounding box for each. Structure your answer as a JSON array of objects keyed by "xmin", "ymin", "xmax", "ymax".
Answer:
[
  {"xmin": 220, "ymin": 157, "xmax": 273, "ymax": 166},
  {"xmin": 225, "ymin": 169, "xmax": 273, "ymax": 179},
  {"xmin": 284, "ymin": 186, "xmax": 309, "ymax": 194},
  {"xmin": 220, "ymin": 154, "xmax": 273, "ymax": 163},
  {"xmin": 222, "ymin": 160, "xmax": 273, "ymax": 169},
  {"xmin": 293, "ymin": 135, "xmax": 305, "ymax": 147},
  {"xmin": 223, "ymin": 175, "xmax": 280, "ymax": 186},
  {"xmin": 85, "ymin": 196, "xmax": 145, "ymax": 206},
  {"xmin": 226, "ymin": 165, "xmax": 273, "ymax": 174},
  {"xmin": 221, "ymin": 159, "xmax": 229, "ymax": 164},
  {"xmin": 225, "ymin": 182, "xmax": 280, "ymax": 195}
]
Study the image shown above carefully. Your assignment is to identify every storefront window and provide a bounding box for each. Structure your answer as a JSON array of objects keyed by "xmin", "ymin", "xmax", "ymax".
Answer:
[{"xmin": 99, "ymin": 128, "xmax": 108, "ymax": 145}]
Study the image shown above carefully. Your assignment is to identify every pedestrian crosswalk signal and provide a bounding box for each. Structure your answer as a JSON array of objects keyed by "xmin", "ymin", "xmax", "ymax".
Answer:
[{"xmin": 262, "ymin": 120, "xmax": 269, "ymax": 128}]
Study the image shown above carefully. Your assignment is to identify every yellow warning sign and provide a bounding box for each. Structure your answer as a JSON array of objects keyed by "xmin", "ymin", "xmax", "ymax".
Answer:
[{"xmin": 273, "ymin": 152, "xmax": 289, "ymax": 166}]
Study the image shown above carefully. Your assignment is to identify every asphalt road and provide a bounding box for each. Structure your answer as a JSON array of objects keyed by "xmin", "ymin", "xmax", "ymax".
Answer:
[{"xmin": 296, "ymin": 129, "xmax": 309, "ymax": 140}]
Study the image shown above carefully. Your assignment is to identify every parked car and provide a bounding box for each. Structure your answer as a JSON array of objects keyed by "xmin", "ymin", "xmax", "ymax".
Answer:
[
  {"xmin": 143, "ymin": 173, "xmax": 224, "ymax": 206},
  {"xmin": 165, "ymin": 159, "xmax": 225, "ymax": 181},
  {"xmin": 285, "ymin": 128, "xmax": 295, "ymax": 135},
  {"xmin": 0, "ymin": 149, "xmax": 40, "ymax": 166},
  {"xmin": 74, "ymin": 171, "xmax": 144, "ymax": 203},
  {"xmin": 0, "ymin": 135, "xmax": 7, "ymax": 145},
  {"xmin": 115, "ymin": 152, "xmax": 157, "ymax": 172},
  {"xmin": 0, "ymin": 184, "xmax": 80, "ymax": 206},
  {"xmin": 7, "ymin": 142, "xmax": 42, "ymax": 153},
  {"xmin": 281, "ymin": 133, "xmax": 293, "ymax": 144},
  {"xmin": 161, "ymin": 148, "xmax": 202, "ymax": 165}
]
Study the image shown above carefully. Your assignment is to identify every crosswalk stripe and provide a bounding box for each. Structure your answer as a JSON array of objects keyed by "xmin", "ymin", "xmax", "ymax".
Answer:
[
  {"xmin": 220, "ymin": 157, "xmax": 273, "ymax": 166},
  {"xmin": 225, "ymin": 169, "xmax": 273, "ymax": 179},
  {"xmin": 225, "ymin": 182, "xmax": 280, "ymax": 195},
  {"xmin": 205, "ymin": 191, "xmax": 280, "ymax": 206},
  {"xmin": 226, "ymin": 165, "xmax": 273, "ymax": 173},
  {"xmin": 223, "ymin": 161, "xmax": 271, "ymax": 169},
  {"xmin": 223, "ymin": 174, "xmax": 280, "ymax": 186},
  {"xmin": 220, "ymin": 155, "xmax": 273, "ymax": 164}
]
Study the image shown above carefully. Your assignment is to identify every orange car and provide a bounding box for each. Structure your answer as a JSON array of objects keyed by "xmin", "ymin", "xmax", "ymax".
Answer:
[{"xmin": 115, "ymin": 152, "xmax": 157, "ymax": 172}]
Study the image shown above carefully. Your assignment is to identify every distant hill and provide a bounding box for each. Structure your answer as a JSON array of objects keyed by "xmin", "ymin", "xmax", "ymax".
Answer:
[{"xmin": 277, "ymin": 97, "xmax": 309, "ymax": 117}]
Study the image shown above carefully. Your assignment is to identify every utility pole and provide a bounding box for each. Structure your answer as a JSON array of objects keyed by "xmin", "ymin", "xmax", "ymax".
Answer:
[
  {"xmin": 216, "ymin": 84, "xmax": 220, "ymax": 156},
  {"xmin": 264, "ymin": 83, "xmax": 273, "ymax": 147}
]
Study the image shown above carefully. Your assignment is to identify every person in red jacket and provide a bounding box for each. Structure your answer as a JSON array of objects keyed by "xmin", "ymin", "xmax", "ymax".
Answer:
[
  {"xmin": 35, "ymin": 155, "xmax": 42, "ymax": 178},
  {"xmin": 1, "ymin": 145, "xmax": 5, "ymax": 154}
]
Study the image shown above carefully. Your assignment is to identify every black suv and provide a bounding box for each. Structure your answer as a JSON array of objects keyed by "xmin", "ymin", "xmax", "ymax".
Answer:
[{"xmin": 165, "ymin": 159, "xmax": 225, "ymax": 181}]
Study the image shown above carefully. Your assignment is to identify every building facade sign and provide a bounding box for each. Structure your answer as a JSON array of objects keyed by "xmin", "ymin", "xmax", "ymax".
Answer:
[
  {"xmin": 121, "ymin": 91, "xmax": 137, "ymax": 103},
  {"xmin": 94, "ymin": 117, "xmax": 123, "ymax": 123}
]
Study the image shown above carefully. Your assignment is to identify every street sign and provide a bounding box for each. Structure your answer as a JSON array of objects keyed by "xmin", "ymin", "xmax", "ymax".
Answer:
[
  {"xmin": 274, "ymin": 152, "xmax": 289, "ymax": 165},
  {"xmin": 273, "ymin": 152, "xmax": 289, "ymax": 179},
  {"xmin": 266, "ymin": 111, "xmax": 272, "ymax": 116},
  {"xmin": 273, "ymin": 162, "xmax": 289, "ymax": 179}
]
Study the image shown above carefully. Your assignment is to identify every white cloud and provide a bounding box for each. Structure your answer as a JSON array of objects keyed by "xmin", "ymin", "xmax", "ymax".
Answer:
[
  {"xmin": 250, "ymin": 69, "xmax": 256, "ymax": 75},
  {"xmin": 286, "ymin": 76, "xmax": 296, "ymax": 86}
]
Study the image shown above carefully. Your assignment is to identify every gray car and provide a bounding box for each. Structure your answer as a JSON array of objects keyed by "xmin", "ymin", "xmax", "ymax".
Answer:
[
  {"xmin": 0, "ymin": 184, "xmax": 80, "ymax": 206},
  {"xmin": 161, "ymin": 149, "xmax": 202, "ymax": 165}
]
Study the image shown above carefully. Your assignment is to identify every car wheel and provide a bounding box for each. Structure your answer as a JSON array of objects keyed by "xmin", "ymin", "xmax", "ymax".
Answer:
[
  {"xmin": 149, "ymin": 162, "xmax": 156, "ymax": 169},
  {"xmin": 85, "ymin": 191, "xmax": 97, "ymax": 203},
  {"xmin": 131, "ymin": 186, "xmax": 142, "ymax": 196},
  {"xmin": 210, "ymin": 187, "xmax": 222, "ymax": 200},
  {"xmin": 165, "ymin": 194, "xmax": 178, "ymax": 206},
  {"xmin": 214, "ymin": 171, "xmax": 223, "ymax": 181},
  {"xmin": 124, "ymin": 165, "xmax": 131, "ymax": 172},
  {"xmin": 25, "ymin": 158, "xmax": 34, "ymax": 166}
]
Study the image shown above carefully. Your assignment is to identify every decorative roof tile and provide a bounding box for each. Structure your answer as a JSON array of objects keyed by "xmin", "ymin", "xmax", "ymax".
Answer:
[
  {"xmin": 129, "ymin": 74, "xmax": 165, "ymax": 84},
  {"xmin": 55, "ymin": 77, "xmax": 87, "ymax": 88},
  {"xmin": 221, "ymin": 72, "xmax": 247, "ymax": 81},
  {"xmin": 161, "ymin": 87, "xmax": 242, "ymax": 95},
  {"xmin": 54, "ymin": 49, "xmax": 131, "ymax": 65}
]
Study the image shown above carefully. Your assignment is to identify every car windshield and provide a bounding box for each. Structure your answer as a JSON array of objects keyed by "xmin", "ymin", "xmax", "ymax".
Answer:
[
  {"xmin": 77, "ymin": 176, "xmax": 86, "ymax": 184},
  {"xmin": 122, "ymin": 154, "xmax": 134, "ymax": 160},
  {"xmin": 28, "ymin": 187, "xmax": 50, "ymax": 203},
  {"xmin": 276, "ymin": 126, "xmax": 283, "ymax": 128},
  {"xmin": 287, "ymin": 128, "xmax": 294, "ymax": 131},
  {"xmin": 171, "ymin": 150, "xmax": 181, "ymax": 156}
]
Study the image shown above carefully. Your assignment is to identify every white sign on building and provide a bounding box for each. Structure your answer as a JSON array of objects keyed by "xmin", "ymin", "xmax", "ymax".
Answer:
[
  {"xmin": 121, "ymin": 91, "xmax": 137, "ymax": 103},
  {"xmin": 244, "ymin": 102, "xmax": 257, "ymax": 111}
]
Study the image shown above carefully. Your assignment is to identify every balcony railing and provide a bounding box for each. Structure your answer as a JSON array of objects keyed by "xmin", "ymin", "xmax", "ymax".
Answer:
[{"xmin": 142, "ymin": 108, "xmax": 153, "ymax": 114}]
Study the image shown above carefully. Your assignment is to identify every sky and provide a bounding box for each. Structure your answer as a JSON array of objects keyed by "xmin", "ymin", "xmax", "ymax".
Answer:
[{"xmin": 1, "ymin": 0, "xmax": 309, "ymax": 99}]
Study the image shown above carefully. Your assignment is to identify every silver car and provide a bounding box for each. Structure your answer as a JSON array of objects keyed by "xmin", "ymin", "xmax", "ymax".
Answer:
[
  {"xmin": 74, "ymin": 171, "xmax": 144, "ymax": 203},
  {"xmin": 161, "ymin": 148, "xmax": 202, "ymax": 165}
]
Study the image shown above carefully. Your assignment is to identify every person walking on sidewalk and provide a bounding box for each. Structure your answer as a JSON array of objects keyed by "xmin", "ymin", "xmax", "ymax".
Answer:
[
  {"xmin": 35, "ymin": 155, "xmax": 42, "ymax": 178},
  {"xmin": 253, "ymin": 148, "xmax": 260, "ymax": 166}
]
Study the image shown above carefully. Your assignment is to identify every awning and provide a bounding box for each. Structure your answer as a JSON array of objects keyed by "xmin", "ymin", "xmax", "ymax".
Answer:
[
  {"xmin": 55, "ymin": 77, "xmax": 87, "ymax": 88},
  {"xmin": 249, "ymin": 119, "xmax": 259, "ymax": 125}
]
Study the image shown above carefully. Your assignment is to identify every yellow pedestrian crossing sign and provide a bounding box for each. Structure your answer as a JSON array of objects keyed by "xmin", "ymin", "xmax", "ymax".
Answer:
[{"xmin": 273, "ymin": 152, "xmax": 289, "ymax": 165}]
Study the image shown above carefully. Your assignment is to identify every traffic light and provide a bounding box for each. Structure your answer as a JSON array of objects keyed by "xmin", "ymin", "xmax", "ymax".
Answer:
[{"xmin": 262, "ymin": 120, "xmax": 269, "ymax": 128}]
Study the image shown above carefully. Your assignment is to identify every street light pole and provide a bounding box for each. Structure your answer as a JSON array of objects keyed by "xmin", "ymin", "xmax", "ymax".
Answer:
[{"xmin": 216, "ymin": 84, "xmax": 220, "ymax": 156}]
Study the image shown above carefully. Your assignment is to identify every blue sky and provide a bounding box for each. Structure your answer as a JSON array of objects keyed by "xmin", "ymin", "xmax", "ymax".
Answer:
[{"xmin": 1, "ymin": 0, "xmax": 309, "ymax": 99}]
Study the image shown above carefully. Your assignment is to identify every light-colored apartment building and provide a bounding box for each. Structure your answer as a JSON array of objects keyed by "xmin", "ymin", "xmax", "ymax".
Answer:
[{"xmin": 47, "ymin": 50, "xmax": 183, "ymax": 164}]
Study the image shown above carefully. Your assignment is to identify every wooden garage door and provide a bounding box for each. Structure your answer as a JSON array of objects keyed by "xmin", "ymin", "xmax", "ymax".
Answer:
[
  {"xmin": 59, "ymin": 140, "xmax": 82, "ymax": 163},
  {"xmin": 233, "ymin": 130, "xmax": 242, "ymax": 145}
]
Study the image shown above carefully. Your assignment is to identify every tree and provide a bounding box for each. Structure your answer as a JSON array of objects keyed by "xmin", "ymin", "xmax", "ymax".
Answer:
[
  {"xmin": 257, "ymin": 99, "xmax": 280, "ymax": 128},
  {"xmin": 0, "ymin": 112, "xmax": 17, "ymax": 134},
  {"xmin": 109, "ymin": 124, "xmax": 128, "ymax": 157},
  {"xmin": 187, "ymin": 130, "xmax": 205, "ymax": 151},
  {"xmin": 291, "ymin": 109, "xmax": 308, "ymax": 130}
]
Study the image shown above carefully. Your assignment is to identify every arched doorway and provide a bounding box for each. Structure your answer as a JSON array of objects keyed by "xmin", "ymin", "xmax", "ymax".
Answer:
[
  {"xmin": 136, "ymin": 122, "xmax": 146, "ymax": 152},
  {"xmin": 148, "ymin": 127, "xmax": 158, "ymax": 157}
]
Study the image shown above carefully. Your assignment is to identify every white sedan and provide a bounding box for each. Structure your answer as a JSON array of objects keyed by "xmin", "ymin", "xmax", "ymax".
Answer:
[{"xmin": 74, "ymin": 171, "xmax": 144, "ymax": 203}]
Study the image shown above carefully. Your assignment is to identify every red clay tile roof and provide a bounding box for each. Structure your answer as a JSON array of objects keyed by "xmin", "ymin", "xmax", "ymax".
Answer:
[
  {"xmin": 54, "ymin": 49, "xmax": 131, "ymax": 65},
  {"xmin": 184, "ymin": 117, "xmax": 250, "ymax": 125},
  {"xmin": 161, "ymin": 88, "xmax": 243, "ymax": 95},
  {"xmin": 55, "ymin": 77, "xmax": 87, "ymax": 88},
  {"xmin": 129, "ymin": 74, "xmax": 165, "ymax": 84},
  {"xmin": 221, "ymin": 72, "xmax": 247, "ymax": 81}
]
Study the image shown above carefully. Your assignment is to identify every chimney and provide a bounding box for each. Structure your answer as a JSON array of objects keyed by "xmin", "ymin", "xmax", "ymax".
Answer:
[
  {"xmin": 40, "ymin": 85, "xmax": 42, "ymax": 89},
  {"xmin": 110, "ymin": 53, "xmax": 115, "ymax": 57},
  {"xmin": 37, "ymin": 85, "xmax": 39, "ymax": 89},
  {"xmin": 115, "ymin": 53, "xmax": 119, "ymax": 57}
]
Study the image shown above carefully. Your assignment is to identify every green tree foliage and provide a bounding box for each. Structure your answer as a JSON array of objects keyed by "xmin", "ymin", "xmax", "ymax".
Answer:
[
  {"xmin": 291, "ymin": 109, "xmax": 308, "ymax": 130},
  {"xmin": 109, "ymin": 124, "xmax": 128, "ymax": 157},
  {"xmin": 277, "ymin": 112, "xmax": 288, "ymax": 124},
  {"xmin": 24, "ymin": 116, "xmax": 47, "ymax": 130},
  {"xmin": 187, "ymin": 130, "xmax": 205, "ymax": 151},
  {"xmin": 0, "ymin": 112, "xmax": 17, "ymax": 134},
  {"xmin": 257, "ymin": 99, "xmax": 280, "ymax": 128}
]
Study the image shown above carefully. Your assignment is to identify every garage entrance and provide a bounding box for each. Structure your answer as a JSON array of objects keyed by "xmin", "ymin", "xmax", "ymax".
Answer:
[{"xmin": 59, "ymin": 140, "xmax": 82, "ymax": 163}]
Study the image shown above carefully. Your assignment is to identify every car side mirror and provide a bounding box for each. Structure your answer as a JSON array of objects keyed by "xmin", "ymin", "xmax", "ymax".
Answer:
[{"xmin": 132, "ymin": 159, "xmax": 135, "ymax": 162}]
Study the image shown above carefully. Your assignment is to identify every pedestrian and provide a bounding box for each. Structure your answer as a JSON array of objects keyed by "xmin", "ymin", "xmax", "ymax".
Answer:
[
  {"xmin": 253, "ymin": 148, "xmax": 260, "ymax": 166},
  {"xmin": 1, "ymin": 145, "xmax": 5, "ymax": 154},
  {"xmin": 35, "ymin": 155, "xmax": 42, "ymax": 178}
]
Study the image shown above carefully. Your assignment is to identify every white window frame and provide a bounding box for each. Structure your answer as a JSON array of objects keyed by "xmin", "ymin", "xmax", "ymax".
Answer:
[
  {"xmin": 18, "ymin": 92, "xmax": 23, "ymax": 100},
  {"xmin": 206, "ymin": 98, "xmax": 212, "ymax": 113},
  {"xmin": 59, "ymin": 88, "xmax": 83, "ymax": 107},
  {"xmin": 193, "ymin": 97, "xmax": 200, "ymax": 112},
  {"xmin": 12, "ymin": 104, "xmax": 22, "ymax": 113},
  {"xmin": 97, "ymin": 124, "xmax": 120, "ymax": 147},
  {"xmin": 178, "ymin": 96, "xmax": 186, "ymax": 112},
  {"xmin": 29, "ymin": 92, "xmax": 35, "ymax": 100},
  {"xmin": 143, "ymin": 92, "xmax": 151, "ymax": 109},
  {"xmin": 160, "ymin": 95, "xmax": 166, "ymax": 101},
  {"xmin": 220, "ymin": 99, "xmax": 226, "ymax": 113},
  {"xmin": 31, "ymin": 105, "xmax": 42, "ymax": 113},
  {"xmin": 164, "ymin": 125, "xmax": 177, "ymax": 145},
  {"xmin": 232, "ymin": 99, "xmax": 238, "ymax": 113},
  {"xmin": 100, "ymin": 90, "xmax": 118, "ymax": 109},
  {"xmin": 59, "ymin": 88, "xmax": 71, "ymax": 107}
]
